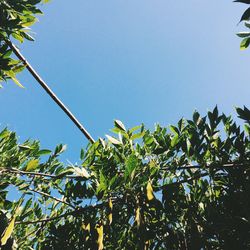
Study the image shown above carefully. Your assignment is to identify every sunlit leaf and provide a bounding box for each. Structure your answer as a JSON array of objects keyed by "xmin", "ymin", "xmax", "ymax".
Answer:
[
  {"xmin": 146, "ymin": 181, "xmax": 154, "ymax": 201},
  {"xmin": 1, "ymin": 217, "xmax": 15, "ymax": 246},
  {"xmin": 135, "ymin": 207, "xmax": 141, "ymax": 227},
  {"xmin": 26, "ymin": 159, "xmax": 39, "ymax": 171},
  {"xmin": 105, "ymin": 135, "xmax": 121, "ymax": 145},
  {"xmin": 73, "ymin": 167, "xmax": 90, "ymax": 178},
  {"xmin": 96, "ymin": 225, "xmax": 104, "ymax": 250},
  {"xmin": 108, "ymin": 199, "xmax": 113, "ymax": 225},
  {"xmin": 114, "ymin": 120, "xmax": 126, "ymax": 132}
]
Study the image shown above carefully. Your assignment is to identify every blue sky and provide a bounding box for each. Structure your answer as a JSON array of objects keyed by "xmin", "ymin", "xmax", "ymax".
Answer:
[{"xmin": 0, "ymin": 0, "xmax": 249, "ymax": 161}]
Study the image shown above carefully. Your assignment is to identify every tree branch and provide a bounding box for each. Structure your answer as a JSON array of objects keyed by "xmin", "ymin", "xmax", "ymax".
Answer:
[
  {"xmin": 1, "ymin": 167, "xmax": 78, "ymax": 179},
  {"xmin": 16, "ymin": 200, "xmax": 112, "ymax": 225},
  {"xmin": 28, "ymin": 188, "xmax": 75, "ymax": 209},
  {"xmin": 160, "ymin": 162, "xmax": 249, "ymax": 171}
]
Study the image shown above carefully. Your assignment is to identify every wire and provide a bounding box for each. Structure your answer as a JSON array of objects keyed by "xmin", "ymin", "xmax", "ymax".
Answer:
[{"xmin": 6, "ymin": 39, "xmax": 95, "ymax": 144}]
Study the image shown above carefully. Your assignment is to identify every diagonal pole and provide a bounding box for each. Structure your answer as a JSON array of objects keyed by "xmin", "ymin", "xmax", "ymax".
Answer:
[{"xmin": 6, "ymin": 39, "xmax": 95, "ymax": 144}]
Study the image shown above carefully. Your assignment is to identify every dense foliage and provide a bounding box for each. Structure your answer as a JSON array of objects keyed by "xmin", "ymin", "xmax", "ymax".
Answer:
[{"xmin": 0, "ymin": 107, "xmax": 250, "ymax": 249}]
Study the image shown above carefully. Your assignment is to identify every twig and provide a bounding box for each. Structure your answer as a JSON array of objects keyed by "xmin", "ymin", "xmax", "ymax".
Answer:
[
  {"xmin": 28, "ymin": 188, "xmax": 75, "ymax": 209},
  {"xmin": 1, "ymin": 167, "xmax": 78, "ymax": 179},
  {"xmin": 5, "ymin": 39, "xmax": 95, "ymax": 144}
]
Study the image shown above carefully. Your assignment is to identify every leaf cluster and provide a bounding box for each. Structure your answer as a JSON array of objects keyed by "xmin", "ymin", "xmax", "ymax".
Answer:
[
  {"xmin": 235, "ymin": 0, "xmax": 250, "ymax": 49},
  {"xmin": 0, "ymin": 0, "xmax": 47, "ymax": 87}
]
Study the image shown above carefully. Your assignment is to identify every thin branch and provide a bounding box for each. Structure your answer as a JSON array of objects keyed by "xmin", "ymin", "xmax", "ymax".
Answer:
[
  {"xmin": 16, "ymin": 200, "xmax": 112, "ymax": 225},
  {"xmin": 28, "ymin": 188, "xmax": 75, "ymax": 209},
  {"xmin": 2, "ymin": 161, "xmax": 249, "ymax": 181},
  {"xmin": 160, "ymin": 162, "xmax": 249, "ymax": 171},
  {"xmin": 1, "ymin": 167, "xmax": 78, "ymax": 179},
  {"xmin": 5, "ymin": 39, "xmax": 95, "ymax": 144},
  {"xmin": 16, "ymin": 173, "xmax": 211, "ymax": 225}
]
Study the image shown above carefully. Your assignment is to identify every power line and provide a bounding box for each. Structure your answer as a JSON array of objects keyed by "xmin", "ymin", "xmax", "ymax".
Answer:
[{"xmin": 6, "ymin": 39, "xmax": 95, "ymax": 144}]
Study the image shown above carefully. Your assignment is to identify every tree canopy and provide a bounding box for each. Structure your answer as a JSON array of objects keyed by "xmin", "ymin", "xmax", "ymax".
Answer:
[
  {"xmin": 1, "ymin": 1, "xmax": 250, "ymax": 249},
  {"xmin": 1, "ymin": 107, "xmax": 250, "ymax": 249}
]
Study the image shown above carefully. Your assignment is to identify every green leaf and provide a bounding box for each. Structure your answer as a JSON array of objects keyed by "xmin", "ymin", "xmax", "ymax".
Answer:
[
  {"xmin": 2, "ymin": 50, "xmax": 12, "ymax": 59},
  {"xmin": 234, "ymin": 0, "xmax": 250, "ymax": 4},
  {"xmin": 12, "ymin": 33, "xmax": 24, "ymax": 43},
  {"xmin": 37, "ymin": 149, "xmax": 51, "ymax": 156},
  {"xmin": 237, "ymin": 31, "xmax": 250, "ymax": 38},
  {"xmin": 131, "ymin": 132, "xmax": 145, "ymax": 140},
  {"xmin": 169, "ymin": 125, "xmax": 179, "ymax": 136},
  {"xmin": 244, "ymin": 124, "xmax": 250, "ymax": 135},
  {"xmin": 114, "ymin": 120, "xmax": 126, "ymax": 132},
  {"xmin": 21, "ymin": 32, "xmax": 35, "ymax": 41},
  {"xmin": 125, "ymin": 154, "xmax": 137, "ymax": 180},
  {"xmin": 129, "ymin": 125, "xmax": 142, "ymax": 134},
  {"xmin": 245, "ymin": 21, "xmax": 250, "ymax": 28},
  {"xmin": 240, "ymin": 7, "xmax": 250, "ymax": 22},
  {"xmin": 240, "ymin": 37, "xmax": 250, "ymax": 50}
]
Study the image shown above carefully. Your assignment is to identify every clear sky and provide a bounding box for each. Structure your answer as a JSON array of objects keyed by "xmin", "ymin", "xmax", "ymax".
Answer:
[{"xmin": 0, "ymin": 0, "xmax": 249, "ymax": 161}]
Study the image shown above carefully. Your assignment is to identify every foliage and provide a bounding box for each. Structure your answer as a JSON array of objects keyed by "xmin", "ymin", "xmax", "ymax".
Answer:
[
  {"xmin": 1, "ymin": 1, "xmax": 250, "ymax": 249},
  {"xmin": 0, "ymin": 0, "xmax": 47, "ymax": 87},
  {"xmin": 0, "ymin": 107, "xmax": 250, "ymax": 249},
  {"xmin": 235, "ymin": 0, "xmax": 250, "ymax": 49}
]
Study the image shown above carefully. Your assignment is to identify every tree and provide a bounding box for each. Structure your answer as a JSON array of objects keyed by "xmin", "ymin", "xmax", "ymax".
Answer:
[{"xmin": 1, "ymin": 1, "xmax": 250, "ymax": 249}]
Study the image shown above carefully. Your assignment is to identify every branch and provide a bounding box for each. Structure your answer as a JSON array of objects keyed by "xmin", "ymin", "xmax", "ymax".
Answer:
[
  {"xmin": 28, "ymin": 188, "xmax": 75, "ymax": 209},
  {"xmin": 16, "ymin": 199, "xmax": 114, "ymax": 225},
  {"xmin": 1, "ymin": 167, "xmax": 79, "ymax": 180},
  {"xmin": 16, "ymin": 173, "xmax": 211, "ymax": 226},
  {"xmin": 5, "ymin": 39, "xmax": 95, "ymax": 144},
  {"xmin": 160, "ymin": 162, "xmax": 249, "ymax": 171}
]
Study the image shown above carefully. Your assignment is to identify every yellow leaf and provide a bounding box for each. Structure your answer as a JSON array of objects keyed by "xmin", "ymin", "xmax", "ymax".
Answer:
[
  {"xmin": 146, "ymin": 181, "xmax": 154, "ymax": 201},
  {"xmin": 26, "ymin": 159, "xmax": 39, "ymax": 171},
  {"xmin": 96, "ymin": 225, "xmax": 104, "ymax": 250},
  {"xmin": 1, "ymin": 217, "xmax": 15, "ymax": 246},
  {"xmin": 109, "ymin": 198, "xmax": 113, "ymax": 210},
  {"xmin": 108, "ymin": 213, "xmax": 112, "ymax": 225},
  {"xmin": 82, "ymin": 223, "xmax": 90, "ymax": 232},
  {"xmin": 12, "ymin": 77, "xmax": 24, "ymax": 88},
  {"xmin": 108, "ymin": 198, "xmax": 113, "ymax": 225},
  {"xmin": 86, "ymin": 223, "xmax": 90, "ymax": 232},
  {"xmin": 135, "ymin": 207, "xmax": 141, "ymax": 227}
]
